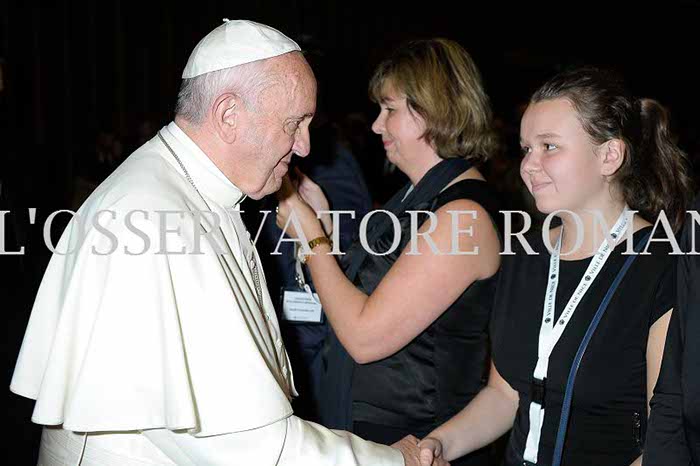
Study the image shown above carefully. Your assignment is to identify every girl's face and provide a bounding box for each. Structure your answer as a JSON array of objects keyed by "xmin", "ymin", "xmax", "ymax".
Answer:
[{"xmin": 520, "ymin": 98, "xmax": 610, "ymax": 215}]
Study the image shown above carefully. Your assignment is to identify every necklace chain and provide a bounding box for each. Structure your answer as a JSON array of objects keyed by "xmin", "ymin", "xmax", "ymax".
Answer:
[{"xmin": 158, "ymin": 133, "xmax": 264, "ymax": 306}]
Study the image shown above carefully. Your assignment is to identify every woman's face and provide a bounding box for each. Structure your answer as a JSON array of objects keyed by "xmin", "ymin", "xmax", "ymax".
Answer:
[
  {"xmin": 371, "ymin": 82, "xmax": 434, "ymax": 170},
  {"xmin": 519, "ymin": 98, "xmax": 609, "ymax": 215}
]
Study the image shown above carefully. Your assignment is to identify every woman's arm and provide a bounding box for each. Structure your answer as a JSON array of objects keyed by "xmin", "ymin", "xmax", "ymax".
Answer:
[
  {"xmin": 277, "ymin": 187, "xmax": 500, "ymax": 363},
  {"xmin": 647, "ymin": 309, "xmax": 674, "ymax": 416},
  {"xmin": 642, "ymin": 307, "xmax": 692, "ymax": 466},
  {"xmin": 628, "ymin": 308, "xmax": 674, "ymax": 466},
  {"xmin": 418, "ymin": 362, "xmax": 519, "ymax": 464}
]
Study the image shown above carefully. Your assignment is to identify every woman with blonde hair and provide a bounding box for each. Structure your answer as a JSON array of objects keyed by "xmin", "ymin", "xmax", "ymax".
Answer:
[{"xmin": 277, "ymin": 38, "xmax": 501, "ymax": 466}]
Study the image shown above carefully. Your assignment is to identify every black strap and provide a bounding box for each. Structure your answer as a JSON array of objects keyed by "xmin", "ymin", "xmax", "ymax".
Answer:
[
  {"xmin": 433, "ymin": 178, "xmax": 503, "ymax": 237},
  {"xmin": 344, "ymin": 158, "xmax": 471, "ymax": 281}
]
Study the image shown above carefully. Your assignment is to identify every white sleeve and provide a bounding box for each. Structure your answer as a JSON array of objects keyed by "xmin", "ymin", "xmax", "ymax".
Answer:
[
  {"xmin": 142, "ymin": 415, "xmax": 404, "ymax": 466},
  {"xmin": 279, "ymin": 416, "xmax": 404, "ymax": 466}
]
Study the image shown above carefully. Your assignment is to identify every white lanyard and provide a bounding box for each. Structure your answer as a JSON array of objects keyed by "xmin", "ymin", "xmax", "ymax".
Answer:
[
  {"xmin": 293, "ymin": 247, "xmax": 321, "ymax": 304},
  {"xmin": 523, "ymin": 209, "xmax": 629, "ymax": 464}
]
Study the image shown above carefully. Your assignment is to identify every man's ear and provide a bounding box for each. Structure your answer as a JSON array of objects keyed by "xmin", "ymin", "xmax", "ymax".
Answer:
[
  {"xmin": 600, "ymin": 138, "xmax": 626, "ymax": 177},
  {"xmin": 211, "ymin": 93, "xmax": 241, "ymax": 144}
]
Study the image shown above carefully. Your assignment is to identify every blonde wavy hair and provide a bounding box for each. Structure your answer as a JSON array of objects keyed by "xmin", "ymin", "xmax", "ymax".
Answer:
[{"xmin": 369, "ymin": 38, "xmax": 497, "ymax": 162}]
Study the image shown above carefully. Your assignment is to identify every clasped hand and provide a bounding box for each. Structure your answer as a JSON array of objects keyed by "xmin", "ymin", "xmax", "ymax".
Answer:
[{"xmin": 392, "ymin": 435, "xmax": 447, "ymax": 466}]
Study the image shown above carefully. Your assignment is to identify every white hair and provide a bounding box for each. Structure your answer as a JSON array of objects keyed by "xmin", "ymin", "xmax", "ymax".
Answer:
[{"xmin": 175, "ymin": 59, "xmax": 271, "ymax": 125}]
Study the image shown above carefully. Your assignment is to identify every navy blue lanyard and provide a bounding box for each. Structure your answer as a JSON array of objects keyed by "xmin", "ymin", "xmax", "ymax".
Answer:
[{"xmin": 550, "ymin": 231, "xmax": 652, "ymax": 466}]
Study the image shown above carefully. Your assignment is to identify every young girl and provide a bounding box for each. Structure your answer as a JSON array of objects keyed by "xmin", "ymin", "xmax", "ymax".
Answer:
[{"xmin": 418, "ymin": 67, "xmax": 693, "ymax": 466}]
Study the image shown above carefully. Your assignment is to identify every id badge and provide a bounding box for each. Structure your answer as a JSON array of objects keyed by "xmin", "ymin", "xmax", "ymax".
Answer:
[{"xmin": 281, "ymin": 287, "xmax": 324, "ymax": 324}]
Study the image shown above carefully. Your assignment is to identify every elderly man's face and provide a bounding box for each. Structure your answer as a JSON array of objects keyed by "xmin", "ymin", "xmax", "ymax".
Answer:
[{"xmin": 239, "ymin": 53, "xmax": 317, "ymax": 199}]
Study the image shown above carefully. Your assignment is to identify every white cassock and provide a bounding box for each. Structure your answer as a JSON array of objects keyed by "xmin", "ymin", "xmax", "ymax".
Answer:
[{"xmin": 10, "ymin": 122, "xmax": 403, "ymax": 466}]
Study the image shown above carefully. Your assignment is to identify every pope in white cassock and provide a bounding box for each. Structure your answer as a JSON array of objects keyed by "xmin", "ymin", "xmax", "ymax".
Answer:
[{"xmin": 10, "ymin": 19, "xmax": 442, "ymax": 466}]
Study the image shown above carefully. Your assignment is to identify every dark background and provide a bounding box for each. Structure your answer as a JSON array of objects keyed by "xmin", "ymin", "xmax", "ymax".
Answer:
[{"xmin": 2, "ymin": 1, "xmax": 699, "ymax": 463}]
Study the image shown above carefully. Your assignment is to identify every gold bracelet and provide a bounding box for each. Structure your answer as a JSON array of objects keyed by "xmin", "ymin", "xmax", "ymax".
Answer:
[{"xmin": 298, "ymin": 236, "xmax": 333, "ymax": 264}]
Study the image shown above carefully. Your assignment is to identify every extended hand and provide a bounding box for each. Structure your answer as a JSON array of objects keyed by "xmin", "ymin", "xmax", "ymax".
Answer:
[
  {"xmin": 276, "ymin": 175, "xmax": 325, "ymax": 240},
  {"xmin": 295, "ymin": 168, "xmax": 333, "ymax": 235},
  {"xmin": 392, "ymin": 435, "xmax": 449, "ymax": 466},
  {"xmin": 417, "ymin": 437, "xmax": 444, "ymax": 466}
]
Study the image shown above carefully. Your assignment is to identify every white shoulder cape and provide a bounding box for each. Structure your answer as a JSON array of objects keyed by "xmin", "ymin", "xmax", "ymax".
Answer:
[{"xmin": 11, "ymin": 132, "xmax": 294, "ymax": 437}]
